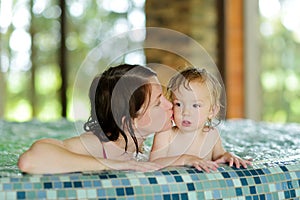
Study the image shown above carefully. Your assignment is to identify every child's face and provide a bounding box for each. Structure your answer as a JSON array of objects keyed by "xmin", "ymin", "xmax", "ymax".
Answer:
[{"xmin": 172, "ymin": 81, "xmax": 213, "ymax": 133}]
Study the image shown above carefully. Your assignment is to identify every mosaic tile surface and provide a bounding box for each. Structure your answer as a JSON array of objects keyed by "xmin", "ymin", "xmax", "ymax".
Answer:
[{"xmin": 1, "ymin": 157, "xmax": 300, "ymax": 200}]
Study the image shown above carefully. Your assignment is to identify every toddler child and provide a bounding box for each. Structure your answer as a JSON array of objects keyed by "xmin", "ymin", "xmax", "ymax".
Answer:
[{"xmin": 150, "ymin": 67, "xmax": 251, "ymax": 172}]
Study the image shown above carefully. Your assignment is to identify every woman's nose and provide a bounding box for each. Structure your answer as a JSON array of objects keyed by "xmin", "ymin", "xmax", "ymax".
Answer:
[{"xmin": 162, "ymin": 96, "xmax": 173, "ymax": 110}]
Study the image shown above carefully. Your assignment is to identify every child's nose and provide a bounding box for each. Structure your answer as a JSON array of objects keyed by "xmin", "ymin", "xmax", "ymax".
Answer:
[{"xmin": 182, "ymin": 107, "xmax": 190, "ymax": 115}]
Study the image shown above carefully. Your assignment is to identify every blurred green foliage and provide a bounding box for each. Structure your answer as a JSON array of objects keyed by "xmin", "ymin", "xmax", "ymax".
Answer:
[
  {"xmin": 0, "ymin": 0, "xmax": 144, "ymax": 121},
  {"xmin": 259, "ymin": 0, "xmax": 300, "ymax": 123},
  {"xmin": 1, "ymin": 0, "xmax": 299, "ymax": 123}
]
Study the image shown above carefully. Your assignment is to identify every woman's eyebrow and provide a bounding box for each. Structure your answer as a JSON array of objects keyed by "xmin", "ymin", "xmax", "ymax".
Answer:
[
  {"xmin": 155, "ymin": 93, "xmax": 162, "ymax": 101},
  {"xmin": 152, "ymin": 93, "xmax": 162, "ymax": 105}
]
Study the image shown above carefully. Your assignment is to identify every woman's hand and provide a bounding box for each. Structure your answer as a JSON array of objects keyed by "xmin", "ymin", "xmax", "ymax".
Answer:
[
  {"xmin": 179, "ymin": 154, "xmax": 219, "ymax": 173},
  {"xmin": 214, "ymin": 152, "xmax": 252, "ymax": 168}
]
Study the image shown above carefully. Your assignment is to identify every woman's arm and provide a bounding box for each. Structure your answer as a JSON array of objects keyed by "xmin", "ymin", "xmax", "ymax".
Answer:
[
  {"xmin": 18, "ymin": 137, "xmax": 107, "ymax": 174},
  {"xmin": 18, "ymin": 134, "xmax": 161, "ymax": 174}
]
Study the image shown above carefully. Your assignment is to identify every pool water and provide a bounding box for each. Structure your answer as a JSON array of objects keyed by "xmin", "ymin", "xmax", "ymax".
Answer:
[
  {"xmin": 0, "ymin": 119, "xmax": 300, "ymax": 199},
  {"xmin": 0, "ymin": 119, "xmax": 300, "ymax": 175},
  {"xmin": 0, "ymin": 119, "xmax": 77, "ymax": 174},
  {"xmin": 219, "ymin": 119, "xmax": 300, "ymax": 160}
]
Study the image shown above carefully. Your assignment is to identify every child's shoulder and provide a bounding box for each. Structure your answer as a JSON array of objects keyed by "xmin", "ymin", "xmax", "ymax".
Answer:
[
  {"xmin": 156, "ymin": 127, "xmax": 176, "ymax": 136},
  {"xmin": 154, "ymin": 128, "xmax": 178, "ymax": 140},
  {"xmin": 207, "ymin": 127, "xmax": 220, "ymax": 137}
]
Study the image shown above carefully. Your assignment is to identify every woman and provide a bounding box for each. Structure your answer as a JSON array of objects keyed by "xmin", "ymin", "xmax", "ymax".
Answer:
[{"xmin": 18, "ymin": 64, "xmax": 173, "ymax": 174}]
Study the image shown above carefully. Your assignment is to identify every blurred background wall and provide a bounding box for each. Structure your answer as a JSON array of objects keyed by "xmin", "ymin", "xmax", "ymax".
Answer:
[{"xmin": 0, "ymin": 0, "xmax": 299, "ymax": 123}]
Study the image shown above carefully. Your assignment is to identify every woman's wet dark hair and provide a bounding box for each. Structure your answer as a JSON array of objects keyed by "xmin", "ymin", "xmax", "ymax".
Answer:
[{"xmin": 84, "ymin": 64, "xmax": 157, "ymax": 154}]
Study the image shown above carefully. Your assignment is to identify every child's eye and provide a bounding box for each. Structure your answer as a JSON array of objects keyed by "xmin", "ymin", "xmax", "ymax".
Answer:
[
  {"xmin": 193, "ymin": 104, "xmax": 201, "ymax": 108},
  {"xmin": 174, "ymin": 102, "xmax": 181, "ymax": 107}
]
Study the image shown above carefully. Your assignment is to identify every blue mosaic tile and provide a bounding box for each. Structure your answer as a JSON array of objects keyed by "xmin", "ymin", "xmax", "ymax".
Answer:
[
  {"xmin": 11, "ymin": 178, "xmax": 20, "ymax": 182},
  {"xmin": 121, "ymin": 179, "xmax": 130, "ymax": 185},
  {"xmin": 235, "ymin": 187, "xmax": 243, "ymax": 196},
  {"xmin": 109, "ymin": 174, "xmax": 118, "ymax": 179},
  {"xmin": 139, "ymin": 178, "xmax": 149, "ymax": 184},
  {"xmin": 165, "ymin": 176, "xmax": 175, "ymax": 183},
  {"xmin": 3, "ymin": 183, "xmax": 12, "ymax": 190},
  {"xmin": 83, "ymin": 180, "xmax": 92, "ymax": 187},
  {"xmin": 190, "ymin": 174, "xmax": 200, "ymax": 181},
  {"xmin": 23, "ymin": 182, "xmax": 33, "ymax": 190},
  {"xmin": 287, "ymin": 181, "xmax": 293, "ymax": 189},
  {"xmin": 180, "ymin": 193, "xmax": 188, "ymax": 200},
  {"xmin": 250, "ymin": 169, "xmax": 259, "ymax": 176},
  {"xmin": 261, "ymin": 168, "xmax": 271, "ymax": 174},
  {"xmin": 285, "ymin": 172, "xmax": 292, "ymax": 180},
  {"xmin": 244, "ymin": 170, "xmax": 252, "ymax": 176},
  {"xmin": 0, "ymin": 158, "xmax": 299, "ymax": 199},
  {"xmin": 169, "ymin": 170, "xmax": 179, "ymax": 175},
  {"xmin": 290, "ymin": 189, "xmax": 296, "ymax": 198},
  {"xmin": 260, "ymin": 176, "xmax": 267, "ymax": 183},
  {"xmin": 17, "ymin": 191, "xmax": 25, "ymax": 199},
  {"xmin": 63, "ymin": 181, "xmax": 72, "ymax": 188},
  {"xmin": 280, "ymin": 166, "xmax": 288, "ymax": 172},
  {"xmin": 256, "ymin": 169, "xmax": 265, "ymax": 175},
  {"xmin": 174, "ymin": 176, "xmax": 183, "ymax": 182},
  {"xmin": 162, "ymin": 171, "xmax": 170, "ymax": 175},
  {"xmin": 93, "ymin": 180, "xmax": 101, "ymax": 187},
  {"xmin": 74, "ymin": 181, "xmax": 83, "ymax": 188},
  {"xmin": 275, "ymin": 182, "xmax": 282, "ymax": 190},
  {"xmin": 186, "ymin": 183, "xmax": 195, "ymax": 191},
  {"xmin": 236, "ymin": 170, "xmax": 245, "ymax": 177},
  {"xmin": 254, "ymin": 176, "xmax": 261, "ymax": 184},
  {"xmin": 43, "ymin": 182, "xmax": 52, "ymax": 189},
  {"xmin": 37, "ymin": 190, "xmax": 46, "ymax": 198},
  {"xmin": 228, "ymin": 171, "xmax": 238, "ymax": 178},
  {"xmin": 221, "ymin": 172, "xmax": 230, "ymax": 178},
  {"xmin": 212, "ymin": 190, "xmax": 221, "ymax": 199},
  {"xmin": 148, "ymin": 177, "xmax": 158, "ymax": 184},
  {"xmin": 266, "ymin": 193, "xmax": 272, "ymax": 200},
  {"xmin": 250, "ymin": 186, "xmax": 257, "ymax": 194},
  {"xmin": 161, "ymin": 185, "xmax": 169, "ymax": 193},
  {"xmin": 53, "ymin": 181, "xmax": 62, "ymax": 188},
  {"xmin": 226, "ymin": 179, "xmax": 234, "ymax": 187}
]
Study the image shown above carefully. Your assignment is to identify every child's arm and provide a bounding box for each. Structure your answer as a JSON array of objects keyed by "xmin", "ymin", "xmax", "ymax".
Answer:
[
  {"xmin": 149, "ymin": 130, "xmax": 172, "ymax": 161},
  {"xmin": 150, "ymin": 130, "xmax": 189, "ymax": 168},
  {"xmin": 212, "ymin": 131, "xmax": 252, "ymax": 168},
  {"xmin": 152, "ymin": 154, "xmax": 219, "ymax": 172},
  {"xmin": 150, "ymin": 130, "xmax": 219, "ymax": 172},
  {"xmin": 214, "ymin": 152, "xmax": 252, "ymax": 168}
]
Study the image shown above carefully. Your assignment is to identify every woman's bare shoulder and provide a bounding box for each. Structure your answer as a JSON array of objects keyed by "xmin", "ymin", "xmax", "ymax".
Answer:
[
  {"xmin": 80, "ymin": 131, "xmax": 98, "ymax": 138},
  {"xmin": 63, "ymin": 132, "xmax": 103, "ymax": 156}
]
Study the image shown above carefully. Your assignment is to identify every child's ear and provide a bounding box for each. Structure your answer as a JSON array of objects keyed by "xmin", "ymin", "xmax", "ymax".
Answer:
[{"xmin": 209, "ymin": 104, "xmax": 220, "ymax": 118}]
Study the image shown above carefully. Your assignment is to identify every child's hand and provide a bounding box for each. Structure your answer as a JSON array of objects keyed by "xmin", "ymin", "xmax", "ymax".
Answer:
[
  {"xmin": 215, "ymin": 152, "xmax": 252, "ymax": 168},
  {"xmin": 180, "ymin": 154, "xmax": 219, "ymax": 173}
]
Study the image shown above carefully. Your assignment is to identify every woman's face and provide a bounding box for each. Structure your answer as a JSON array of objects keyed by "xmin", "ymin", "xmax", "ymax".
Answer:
[{"xmin": 134, "ymin": 76, "xmax": 173, "ymax": 137}]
